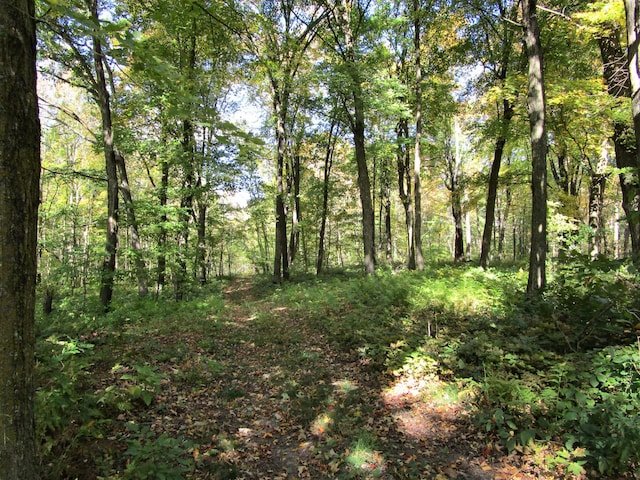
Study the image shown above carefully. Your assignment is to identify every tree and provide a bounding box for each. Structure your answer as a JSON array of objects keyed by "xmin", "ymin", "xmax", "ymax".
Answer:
[
  {"xmin": 623, "ymin": 0, "xmax": 640, "ymax": 260},
  {"xmin": 324, "ymin": 0, "xmax": 377, "ymax": 275},
  {"xmin": 466, "ymin": 0, "xmax": 519, "ymax": 268},
  {"xmin": 523, "ymin": 0, "xmax": 548, "ymax": 294},
  {"xmin": 0, "ymin": 0, "xmax": 40, "ymax": 476}
]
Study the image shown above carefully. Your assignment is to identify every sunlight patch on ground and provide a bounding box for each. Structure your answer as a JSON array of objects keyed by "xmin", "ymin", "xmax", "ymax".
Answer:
[{"xmin": 381, "ymin": 373, "xmax": 470, "ymax": 441}]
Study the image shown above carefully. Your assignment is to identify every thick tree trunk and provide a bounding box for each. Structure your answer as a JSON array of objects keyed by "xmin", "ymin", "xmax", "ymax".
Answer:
[
  {"xmin": 352, "ymin": 85, "xmax": 376, "ymax": 274},
  {"xmin": 88, "ymin": 0, "xmax": 119, "ymax": 309},
  {"xmin": 115, "ymin": 151, "xmax": 148, "ymax": 297},
  {"xmin": 0, "ymin": 0, "xmax": 39, "ymax": 476},
  {"xmin": 523, "ymin": 0, "xmax": 548, "ymax": 294}
]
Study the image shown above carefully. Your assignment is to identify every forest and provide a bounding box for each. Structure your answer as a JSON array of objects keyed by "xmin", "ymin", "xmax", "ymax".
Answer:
[{"xmin": 1, "ymin": 0, "xmax": 640, "ymax": 478}]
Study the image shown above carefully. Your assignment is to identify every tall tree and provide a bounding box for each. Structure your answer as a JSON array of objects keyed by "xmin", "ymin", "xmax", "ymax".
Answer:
[
  {"xmin": 469, "ymin": 0, "xmax": 518, "ymax": 268},
  {"xmin": 324, "ymin": 0, "xmax": 377, "ymax": 274},
  {"xmin": 239, "ymin": 0, "xmax": 325, "ymax": 282},
  {"xmin": 0, "ymin": 0, "xmax": 40, "ymax": 476},
  {"xmin": 523, "ymin": 0, "xmax": 548, "ymax": 293},
  {"xmin": 412, "ymin": 0, "xmax": 425, "ymax": 269},
  {"xmin": 623, "ymin": 0, "xmax": 640, "ymax": 260}
]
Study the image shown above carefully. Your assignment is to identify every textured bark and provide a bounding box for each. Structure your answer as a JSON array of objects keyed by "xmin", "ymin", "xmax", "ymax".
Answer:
[
  {"xmin": 523, "ymin": 0, "xmax": 548, "ymax": 294},
  {"xmin": 352, "ymin": 84, "xmax": 376, "ymax": 275},
  {"xmin": 87, "ymin": 0, "xmax": 119, "ymax": 309},
  {"xmin": 0, "ymin": 0, "xmax": 40, "ymax": 476}
]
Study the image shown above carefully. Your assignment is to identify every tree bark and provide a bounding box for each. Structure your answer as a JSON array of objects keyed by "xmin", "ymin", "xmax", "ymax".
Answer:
[
  {"xmin": 598, "ymin": 31, "xmax": 640, "ymax": 259},
  {"xmin": 87, "ymin": 0, "xmax": 119, "ymax": 309},
  {"xmin": 0, "ymin": 0, "xmax": 39, "ymax": 476},
  {"xmin": 452, "ymin": 190, "xmax": 465, "ymax": 262},
  {"xmin": 480, "ymin": 99, "xmax": 513, "ymax": 268},
  {"xmin": 273, "ymin": 89, "xmax": 290, "ymax": 282},
  {"xmin": 352, "ymin": 83, "xmax": 376, "ymax": 275},
  {"xmin": 523, "ymin": 0, "xmax": 548, "ymax": 294}
]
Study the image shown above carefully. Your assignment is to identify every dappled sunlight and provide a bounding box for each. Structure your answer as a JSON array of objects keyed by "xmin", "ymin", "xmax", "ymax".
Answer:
[{"xmin": 381, "ymin": 373, "xmax": 471, "ymax": 441}]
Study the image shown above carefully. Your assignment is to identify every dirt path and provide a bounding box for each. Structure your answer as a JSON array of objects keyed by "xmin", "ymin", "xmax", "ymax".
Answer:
[{"xmin": 135, "ymin": 278, "xmax": 551, "ymax": 479}]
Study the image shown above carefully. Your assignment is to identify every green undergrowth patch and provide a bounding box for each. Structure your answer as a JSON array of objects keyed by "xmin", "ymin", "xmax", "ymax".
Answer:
[
  {"xmin": 274, "ymin": 261, "xmax": 640, "ymax": 478},
  {"xmin": 35, "ymin": 282, "xmax": 227, "ymax": 479}
]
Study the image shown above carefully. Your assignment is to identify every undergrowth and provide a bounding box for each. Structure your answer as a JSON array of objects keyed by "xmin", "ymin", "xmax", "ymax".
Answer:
[{"xmin": 34, "ymin": 262, "xmax": 640, "ymax": 478}]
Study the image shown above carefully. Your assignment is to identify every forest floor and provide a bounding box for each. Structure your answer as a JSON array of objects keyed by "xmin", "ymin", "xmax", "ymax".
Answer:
[{"xmin": 56, "ymin": 276, "xmax": 567, "ymax": 479}]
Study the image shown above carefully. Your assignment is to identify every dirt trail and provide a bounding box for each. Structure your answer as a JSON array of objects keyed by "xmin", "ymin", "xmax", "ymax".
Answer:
[{"xmin": 148, "ymin": 278, "xmax": 551, "ymax": 479}]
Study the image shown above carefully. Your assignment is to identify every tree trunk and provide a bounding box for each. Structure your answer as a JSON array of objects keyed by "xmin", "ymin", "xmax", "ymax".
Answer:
[
  {"xmin": 396, "ymin": 119, "xmax": 416, "ymax": 268},
  {"xmin": 196, "ymin": 199, "xmax": 207, "ymax": 285},
  {"xmin": 176, "ymin": 119, "xmax": 195, "ymax": 301},
  {"xmin": 413, "ymin": 0, "xmax": 424, "ymax": 270},
  {"xmin": 352, "ymin": 84, "xmax": 376, "ymax": 275},
  {"xmin": 115, "ymin": 151, "xmax": 148, "ymax": 296},
  {"xmin": 157, "ymin": 156, "xmax": 169, "ymax": 294},
  {"xmin": 273, "ymin": 90, "xmax": 289, "ymax": 282},
  {"xmin": 523, "ymin": 0, "xmax": 548, "ymax": 294},
  {"xmin": 87, "ymin": 0, "xmax": 119, "ymax": 310},
  {"xmin": 598, "ymin": 31, "xmax": 640, "ymax": 259},
  {"xmin": 317, "ymin": 120, "xmax": 337, "ymax": 275},
  {"xmin": 0, "ymin": 0, "xmax": 39, "ymax": 476},
  {"xmin": 288, "ymin": 151, "xmax": 301, "ymax": 267},
  {"xmin": 480, "ymin": 99, "xmax": 513, "ymax": 268},
  {"xmin": 452, "ymin": 190, "xmax": 465, "ymax": 262}
]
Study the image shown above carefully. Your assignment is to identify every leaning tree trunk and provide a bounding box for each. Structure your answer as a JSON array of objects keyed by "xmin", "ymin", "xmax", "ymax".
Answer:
[
  {"xmin": 87, "ymin": 0, "xmax": 119, "ymax": 309},
  {"xmin": 480, "ymin": 98, "xmax": 513, "ymax": 268},
  {"xmin": 0, "ymin": 0, "xmax": 39, "ymax": 476},
  {"xmin": 523, "ymin": 0, "xmax": 548, "ymax": 294}
]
